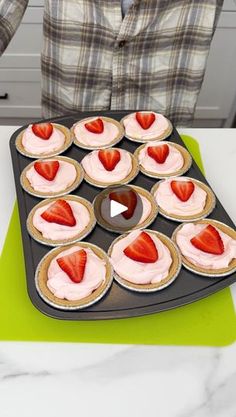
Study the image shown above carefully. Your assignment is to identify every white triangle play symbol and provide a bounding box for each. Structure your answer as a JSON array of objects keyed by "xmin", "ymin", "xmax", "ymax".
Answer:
[{"xmin": 110, "ymin": 199, "xmax": 128, "ymax": 218}]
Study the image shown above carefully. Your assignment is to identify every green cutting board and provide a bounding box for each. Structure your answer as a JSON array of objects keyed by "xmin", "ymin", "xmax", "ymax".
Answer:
[{"xmin": 0, "ymin": 136, "xmax": 235, "ymax": 345}]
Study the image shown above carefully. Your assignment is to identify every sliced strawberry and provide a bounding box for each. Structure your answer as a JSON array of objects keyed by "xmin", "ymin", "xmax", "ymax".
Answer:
[
  {"xmin": 57, "ymin": 249, "xmax": 87, "ymax": 283},
  {"xmin": 170, "ymin": 180, "xmax": 195, "ymax": 202},
  {"xmin": 84, "ymin": 118, "xmax": 104, "ymax": 134},
  {"xmin": 147, "ymin": 144, "xmax": 169, "ymax": 164},
  {"xmin": 41, "ymin": 199, "xmax": 76, "ymax": 227},
  {"xmin": 109, "ymin": 189, "xmax": 137, "ymax": 220},
  {"xmin": 190, "ymin": 225, "xmax": 224, "ymax": 255},
  {"xmin": 98, "ymin": 149, "xmax": 121, "ymax": 171},
  {"xmin": 32, "ymin": 122, "xmax": 53, "ymax": 140},
  {"xmin": 135, "ymin": 112, "xmax": 155, "ymax": 130},
  {"xmin": 123, "ymin": 231, "xmax": 158, "ymax": 263},
  {"xmin": 34, "ymin": 160, "xmax": 59, "ymax": 181}
]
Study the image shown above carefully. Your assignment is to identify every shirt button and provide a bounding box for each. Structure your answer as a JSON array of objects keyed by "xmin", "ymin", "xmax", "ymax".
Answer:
[{"xmin": 118, "ymin": 40, "xmax": 126, "ymax": 48}]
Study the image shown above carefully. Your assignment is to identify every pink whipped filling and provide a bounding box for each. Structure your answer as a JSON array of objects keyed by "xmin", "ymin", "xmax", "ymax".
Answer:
[
  {"xmin": 154, "ymin": 178, "xmax": 207, "ymax": 216},
  {"xmin": 110, "ymin": 230, "xmax": 172, "ymax": 284},
  {"xmin": 124, "ymin": 112, "xmax": 169, "ymax": 140},
  {"xmin": 26, "ymin": 160, "xmax": 77, "ymax": 193},
  {"xmin": 176, "ymin": 223, "xmax": 236, "ymax": 269},
  {"xmin": 81, "ymin": 149, "xmax": 132, "ymax": 183},
  {"xmin": 47, "ymin": 246, "xmax": 106, "ymax": 301},
  {"xmin": 33, "ymin": 201, "xmax": 91, "ymax": 240},
  {"xmin": 100, "ymin": 194, "xmax": 152, "ymax": 228},
  {"xmin": 22, "ymin": 124, "xmax": 65, "ymax": 155},
  {"xmin": 73, "ymin": 118, "xmax": 120, "ymax": 146},
  {"xmin": 139, "ymin": 142, "xmax": 184, "ymax": 174}
]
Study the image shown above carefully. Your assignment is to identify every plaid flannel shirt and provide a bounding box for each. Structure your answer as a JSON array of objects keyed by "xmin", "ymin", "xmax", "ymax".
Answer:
[{"xmin": 0, "ymin": 0, "xmax": 223, "ymax": 125}]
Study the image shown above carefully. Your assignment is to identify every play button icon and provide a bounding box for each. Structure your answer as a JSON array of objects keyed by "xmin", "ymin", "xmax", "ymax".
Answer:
[
  {"xmin": 110, "ymin": 199, "xmax": 128, "ymax": 218},
  {"xmin": 93, "ymin": 185, "xmax": 143, "ymax": 233}
]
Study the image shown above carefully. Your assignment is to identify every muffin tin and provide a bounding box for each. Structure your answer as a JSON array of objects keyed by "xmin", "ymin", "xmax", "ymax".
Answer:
[{"xmin": 10, "ymin": 111, "xmax": 236, "ymax": 320}]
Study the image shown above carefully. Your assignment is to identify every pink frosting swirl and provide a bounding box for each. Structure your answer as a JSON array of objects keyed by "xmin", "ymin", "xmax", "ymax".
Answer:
[
  {"xmin": 26, "ymin": 160, "xmax": 77, "ymax": 193},
  {"xmin": 47, "ymin": 246, "xmax": 106, "ymax": 300},
  {"xmin": 123, "ymin": 112, "xmax": 169, "ymax": 140},
  {"xmin": 22, "ymin": 125, "xmax": 65, "ymax": 155},
  {"xmin": 139, "ymin": 142, "xmax": 184, "ymax": 174},
  {"xmin": 110, "ymin": 230, "xmax": 172, "ymax": 284},
  {"xmin": 33, "ymin": 200, "xmax": 91, "ymax": 241},
  {"xmin": 81, "ymin": 149, "xmax": 132, "ymax": 183},
  {"xmin": 74, "ymin": 118, "xmax": 119, "ymax": 146},
  {"xmin": 176, "ymin": 223, "xmax": 236, "ymax": 269},
  {"xmin": 154, "ymin": 178, "xmax": 207, "ymax": 216}
]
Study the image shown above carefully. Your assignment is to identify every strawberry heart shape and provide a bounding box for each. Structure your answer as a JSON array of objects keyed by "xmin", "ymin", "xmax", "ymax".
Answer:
[
  {"xmin": 41, "ymin": 199, "xmax": 76, "ymax": 227},
  {"xmin": 98, "ymin": 149, "xmax": 121, "ymax": 171},
  {"xmin": 32, "ymin": 123, "xmax": 53, "ymax": 140},
  {"xmin": 109, "ymin": 189, "xmax": 137, "ymax": 220},
  {"xmin": 123, "ymin": 231, "xmax": 158, "ymax": 263},
  {"xmin": 57, "ymin": 249, "xmax": 87, "ymax": 283},
  {"xmin": 34, "ymin": 160, "xmax": 59, "ymax": 181},
  {"xmin": 136, "ymin": 112, "xmax": 155, "ymax": 130},
  {"xmin": 170, "ymin": 180, "xmax": 195, "ymax": 202},
  {"xmin": 147, "ymin": 144, "xmax": 169, "ymax": 164},
  {"xmin": 190, "ymin": 224, "xmax": 224, "ymax": 255},
  {"xmin": 85, "ymin": 118, "xmax": 104, "ymax": 134}
]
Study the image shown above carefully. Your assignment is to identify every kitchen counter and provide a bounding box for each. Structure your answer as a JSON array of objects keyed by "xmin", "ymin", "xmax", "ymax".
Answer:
[{"xmin": 0, "ymin": 127, "xmax": 235, "ymax": 417}]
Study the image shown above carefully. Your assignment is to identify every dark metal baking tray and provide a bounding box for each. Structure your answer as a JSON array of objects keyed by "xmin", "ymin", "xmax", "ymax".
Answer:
[{"xmin": 9, "ymin": 111, "xmax": 236, "ymax": 320}]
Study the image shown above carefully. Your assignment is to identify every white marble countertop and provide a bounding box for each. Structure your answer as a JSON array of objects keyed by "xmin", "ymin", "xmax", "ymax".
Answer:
[{"xmin": 0, "ymin": 127, "xmax": 235, "ymax": 417}]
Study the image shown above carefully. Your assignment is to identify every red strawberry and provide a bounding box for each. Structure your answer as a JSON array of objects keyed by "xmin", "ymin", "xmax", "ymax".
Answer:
[
  {"xmin": 109, "ymin": 189, "xmax": 137, "ymax": 219},
  {"xmin": 98, "ymin": 149, "xmax": 121, "ymax": 171},
  {"xmin": 190, "ymin": 225, "xmax": 224, "ymax": 255},
  {"xmin": 57, "ymin": 249, "xmax": 87, "ymax": 283},
  {"xmin": 41, "ymin": 199, "xmax": 76, "ymax": 227},
  {"xmin": 136, "ymin": 112, "xmax": 155, "ymax": 130},
  {"xmin": 34, "ymin": 160, "xmax": 59, "ymax": 181},
  {"xmin": 147, "ymin": 144, "xmax": 169, "ymax": 164},
  {"xmin": 32, "ymin": 122, "xmax": 53, "ymax": 140},
  {"xmin": 170, "ymin": 180, "xmax": 195, "ymax": 202},
  {"xmin": 84, "ymin": 118, "xmax": 104, "ymax": 134},
  {"xmin": 123, "ymin": 231, "xmax": 158, "ymax": 263}
]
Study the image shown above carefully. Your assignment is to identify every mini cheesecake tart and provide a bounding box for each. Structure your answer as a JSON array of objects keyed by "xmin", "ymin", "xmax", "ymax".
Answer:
[
  {"xmin": 15, "ymin": 122, "xmax": 73, "ymax": 158},
  {"xmin": 121, "ymin": 111, "xmax": 173, "ymax": 143},
  {"xmin": 151, "ymin": 177, "xmax": 216, "ymax": 222},
  {"xmin": 134, "ymin": 141, "xmax": 192, "ymax": 179},
  {"xmin": 72, "ymin": 116, "xmax": 124, "ymax": 149},
  {"xmin": 27, "ymin": 195, "xmax": 96, "ymax": 246},
  {"xmin": 172, "ymin": 219, "xmax": 236, "ymax": 277},
  {"xmin": 20, "ymin": 156, "xmax": 84, "ymax": 198},
  {"xmin": 35, "ymin": 242, "xmax": 113, "ymax": 310},
  {"xmin": 81, "ymin": 148, "xmax": 139, "ymax": 188},
  {"xmin": 94, "ymin": 185, "xmax": 158, "ymax": 234},
  {"xmin": 108, "ymin": 229, "xmax": 181, "ymax": 292}
]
